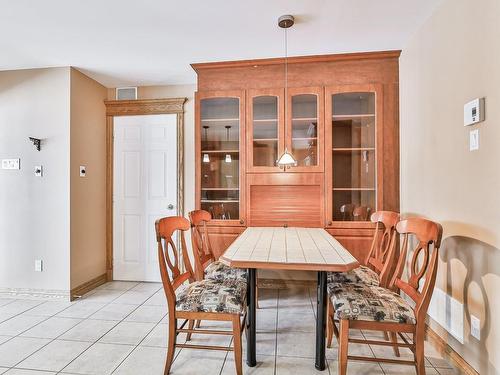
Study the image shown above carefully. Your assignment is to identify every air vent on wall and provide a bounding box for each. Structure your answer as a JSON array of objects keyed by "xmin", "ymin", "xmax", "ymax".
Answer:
[{"xmin": 116, "ymin": 87, "xmax": 137, "ymax": 100}]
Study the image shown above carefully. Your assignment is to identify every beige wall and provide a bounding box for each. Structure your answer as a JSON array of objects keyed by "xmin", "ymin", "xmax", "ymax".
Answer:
[
  {"xmin": 0, "ymin": 67, "xmax": 71, "ymax": 293},
  {"xmin": 70, "ymin": 68, "xmax": 108, "ymax": 289},
  {"xmin": 400, "ymin": 0, "xmax": 500, "ymax": 373}
]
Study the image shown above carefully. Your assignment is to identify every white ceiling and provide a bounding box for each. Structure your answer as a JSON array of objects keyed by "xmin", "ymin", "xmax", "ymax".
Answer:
[{"xmin": 0, "ymin": 0, "xmax": 442, "ymax": 87}]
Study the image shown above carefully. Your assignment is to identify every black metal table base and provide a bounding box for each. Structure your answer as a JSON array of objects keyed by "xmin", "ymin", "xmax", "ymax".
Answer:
[
  {"xmin": 246, "ymin": 268, "xmax": 257, "ymax": 367},
  {"xmin": 246, "ymin": 268, "xmax": 327, "ymax": 370},
  {"xmin": 315, "ymin": 271, "xmax": 327, "ymax": 370}
]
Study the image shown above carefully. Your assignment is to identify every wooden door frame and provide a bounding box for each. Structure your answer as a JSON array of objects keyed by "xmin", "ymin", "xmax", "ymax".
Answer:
[{"xmin": 104, "ymin": 98, "xmax": 187, "ymax": 281}]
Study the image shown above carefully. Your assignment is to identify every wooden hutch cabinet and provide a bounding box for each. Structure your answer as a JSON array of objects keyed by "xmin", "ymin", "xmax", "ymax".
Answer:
[{"xmin": 192, "ymin": 51, "xmax": 400, "ymax": 261}]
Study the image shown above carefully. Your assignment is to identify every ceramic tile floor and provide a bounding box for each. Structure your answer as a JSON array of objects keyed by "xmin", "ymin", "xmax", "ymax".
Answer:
[{"xmin": 0, "ymin": 282, "xmax": 464, "ymax": 375}]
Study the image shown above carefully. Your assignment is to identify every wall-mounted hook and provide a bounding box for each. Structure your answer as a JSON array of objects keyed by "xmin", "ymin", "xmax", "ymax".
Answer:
[{"xmin": 29, "ymin": 137, "xmax": 42, "ymax": 151}]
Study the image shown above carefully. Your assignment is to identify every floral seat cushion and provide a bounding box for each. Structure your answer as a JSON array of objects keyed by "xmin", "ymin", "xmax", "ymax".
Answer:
[
  {"xmin": 327, "ymin": 266, "xmax": 379, "ymax": 286},
  {"xmin": 176, "ymin": 279, "xmax": 246, "ymax": 314},
  {"xmin": 204, "ymin": 261, "xmax": 247, "ymax": 283},
  {"xmin": 328, "ymin": 283, "xmax": 416, "ymax": 324}
]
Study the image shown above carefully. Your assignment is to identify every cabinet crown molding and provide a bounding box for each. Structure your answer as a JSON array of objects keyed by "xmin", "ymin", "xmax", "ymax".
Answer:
[{"xmin": 191, "ymin": 50, "xmax": 401, "ymax": 72}]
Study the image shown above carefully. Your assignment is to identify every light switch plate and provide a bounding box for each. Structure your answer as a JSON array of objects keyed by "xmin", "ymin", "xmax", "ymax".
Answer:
[
  {"xmin": 2, "ymin": 158, "xmax": 20, "ymax": 170},
  {"xmin": 471, "ymin": 315, "xmax": 480, "ymax": 340},
  {"xmin": 79, "ymin": 165, "xmax": 86, "ymax": 177},
  {"xmin": 34, "ymin": 166, "xmax": 43, "ymax": 177},
  {"xmin": 470, "ymin": 129, "xmax": 479, "ymax": 151}
]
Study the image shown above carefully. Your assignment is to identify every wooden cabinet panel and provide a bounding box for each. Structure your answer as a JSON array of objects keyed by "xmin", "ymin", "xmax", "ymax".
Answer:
[
  {"xmin": 325, "ymin": 228, "xmax": 374, "ymax": 263},
  {"xmin": 193, "ymin": 52, "xmax": 400, "ymax": 261},
  {"xmin": 246, "ymin": 173, "xmax": 324, "ymax": 227},
  {"xmin": 207, "ymin": 225, "xmax": 246, "ymax": 259}
]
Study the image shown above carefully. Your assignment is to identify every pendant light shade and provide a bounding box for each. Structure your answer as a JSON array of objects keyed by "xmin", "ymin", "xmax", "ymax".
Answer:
[
  {"xmin": 277, "ymin": 147, "xmax": 297, "ymax": 167},
  {"xmin": 203, "ymin": 153, "xmax": 210, "ymax": 163},
  {"xmin": 225, "ymin": 154, "xmax": 232, "ymax": 163}
]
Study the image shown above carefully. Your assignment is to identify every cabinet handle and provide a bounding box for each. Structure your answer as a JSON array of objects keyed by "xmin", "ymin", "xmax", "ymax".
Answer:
[
  {"xmin": 239, "ymin": 219, "xmax": 245, "ymax": 225},
  {"xmin": 327, "ymin": 221, "xmax": 332, "ymax": 226}
]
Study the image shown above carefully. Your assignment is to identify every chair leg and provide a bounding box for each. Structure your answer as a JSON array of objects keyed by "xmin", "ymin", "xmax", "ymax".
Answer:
[
  {"xmin": 186, "ymin": 319, "xmax": 195, "ymax": 341},
  {"xmin": 232, "ymin": 316, "xmax": 243, "ymax": 375},
  {"xmin": 195, "ymin": 320, "xmax": 201, "ymax": 328},
  {"xmin": 390, "ymin": 332, "xmax": 400, "ymax": 357},
  {"xmin": 414, "ymin": 326, "xmax": 426, "ymax": 375},
  {"xmin": 338, "ymin": 319, "xmax": 349, "ymax": 375},
  {"xmin": 164, "ymin": 319, "xmax": 177, "ymax": 375},
  {"xmin": 327, "ymin": 301, "xmax": 334, "ymax": 348}
]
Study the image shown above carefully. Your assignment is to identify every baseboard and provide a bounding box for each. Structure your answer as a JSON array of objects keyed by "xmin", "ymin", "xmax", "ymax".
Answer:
[
  {"xmin": 70, "ymin": 273, "xmax": 108, "ymax": 301},
  {"xmin": 258, "ymin": 278, "xmax": 316, "ymax": 289},
  {"xmin": 0, "ymin": 287, "xmax": 70, "ymax": 301},
  {"xmin": 426, "ymin": 326, "xmax": 479, "ymax": 375}
]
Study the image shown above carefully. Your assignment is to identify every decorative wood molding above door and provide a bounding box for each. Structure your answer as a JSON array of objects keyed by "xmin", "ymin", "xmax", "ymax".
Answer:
[{"xmin": 105, "ymin": 97, "xmax": 187, "ymax": 281}]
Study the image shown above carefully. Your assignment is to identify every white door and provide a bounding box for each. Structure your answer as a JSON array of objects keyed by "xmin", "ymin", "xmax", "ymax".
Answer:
[{"xmin": 113, "ymin": 114, "xmax": 178, "ymax": 282}]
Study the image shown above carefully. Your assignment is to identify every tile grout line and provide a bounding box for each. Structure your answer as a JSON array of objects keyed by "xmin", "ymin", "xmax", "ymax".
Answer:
[
  {"xmin": 58, "ymin": 283, "xmax": 160, "ymax": 374},
  {"xmin": 9, "ymin": 283, "xmax": 139, "ymax": 372}
]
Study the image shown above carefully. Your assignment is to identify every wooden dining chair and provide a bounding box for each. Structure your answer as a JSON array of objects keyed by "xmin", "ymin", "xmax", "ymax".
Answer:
[
  {"xmin": 155, "ymin": 216, "xmax": 247, "ymax": 375},
  {"xmin": 328, "ymin": 217, "xmax": 443, "ymax": 375},
  {"xmin": 340, "ymin": 203, "xmax": 356, "ymax": 221},
  {"xmin": 353, "ymin": 205, "xmax": 371, "ymax": 221},
  {"xmin": 327, "ymin": 211, "xmax": 400, "ymax": 349}
]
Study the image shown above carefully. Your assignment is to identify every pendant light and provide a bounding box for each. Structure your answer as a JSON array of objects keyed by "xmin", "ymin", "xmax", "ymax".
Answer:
[
  {"xmin": 224, "ymin": 125, "xmax": 232, "ymax": 163},
  {"xmin": 276, "ymin": 14, "xmax": 297, "ymax": 169},
  {"xmin": 202, "ymin": 125, "xmax": 210, "ymax": 163}
]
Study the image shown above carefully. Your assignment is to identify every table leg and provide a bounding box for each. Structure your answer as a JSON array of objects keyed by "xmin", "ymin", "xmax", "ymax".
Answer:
[
  {"xmin": 246, "ymin": 268, "xmax": 257, "ymax": 367},
  {"xmin": 315, "ymin": 271, "xmax": 327, "ymax": 370}
]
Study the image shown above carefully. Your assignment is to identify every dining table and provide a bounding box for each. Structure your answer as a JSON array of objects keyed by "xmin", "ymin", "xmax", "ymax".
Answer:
[{"xmin": 219, "ymin": 226, "xmax": 360, "ymax": 371}]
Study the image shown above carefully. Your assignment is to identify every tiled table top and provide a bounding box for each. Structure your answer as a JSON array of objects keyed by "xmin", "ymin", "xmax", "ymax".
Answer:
[{"xmin": 220, "ymin": 227, "xmax": 359, "ymax": 272}]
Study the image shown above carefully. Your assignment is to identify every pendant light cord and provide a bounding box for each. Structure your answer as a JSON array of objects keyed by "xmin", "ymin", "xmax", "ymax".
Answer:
[{"xmin": 284, "ymin": 26, "xmax": 288, "ymax": 150}]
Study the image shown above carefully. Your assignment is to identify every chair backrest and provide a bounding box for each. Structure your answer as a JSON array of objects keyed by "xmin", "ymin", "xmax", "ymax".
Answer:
[
  {"xmin": 188, "ymin": 209, "xmax": 216, "ymax": 280},
  {"xmin": 155, "ymin": 216, "xmax": 195, "ymax": 313},
  {"xmin": 364, "ymin": 211, "xmax": 400, "ymax": 287},
  {"xmin": 353, "ymin": 205, "xmax": 371, "ymax": 221},
  {"xmin": 340, "ymin": 204, "xmax": 356, "ymax": 221},
  {"xmin": 390, "ymin": 217, "xmax": 443, "ymax": 322}
]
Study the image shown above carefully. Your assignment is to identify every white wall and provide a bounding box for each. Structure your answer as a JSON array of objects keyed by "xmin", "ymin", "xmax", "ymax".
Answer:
[{"xmin": 0, "ymin": 68, "xmax": 71, "ymax": 293}]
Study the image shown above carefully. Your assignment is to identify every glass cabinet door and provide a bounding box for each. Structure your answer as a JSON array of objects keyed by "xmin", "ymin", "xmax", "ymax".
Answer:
[
  {"xmin": 199, "ymin": 97, "xmax": 241, "ymax": 220},
  {"xmin": 247, "ymin": 89, "xmax": 283, "ymax": 171},
  {"xmin": 291, "ymin": 94, "xmax": 318, "ymax": 167},
  {"xmin": 286, "ymin": 87, "xmax": 323, "ymax": 172},
  {"xmin": 330, "ymin": 91, "xmax": 377, "ymax": 221}
]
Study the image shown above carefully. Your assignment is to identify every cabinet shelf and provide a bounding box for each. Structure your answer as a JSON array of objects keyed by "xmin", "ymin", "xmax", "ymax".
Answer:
[
  {"xmin": 333, "ymin": 114, "xmax": 375, "ymax": 119},
  {"xmin": 292, "ymin": 117, "xmax": 317, "ymax": 122},
  {"xmin": 201, "ymin": 188, "xmax": 239, "ymax": 191},
  {"xmin": 292, "ymin": 137, "xmax": 317, "ymax": 141},
  {"xmin": 201, "ymin": 118, "xmax": 239, "ymax": 122},
  {"xmin": 201, "ymin": 150, "xmax": 239, "ymax": 153},
  {"xmin": 253, "ymin": 119, "xmax": 278, "ymax": 123},
  {"xmin": 254, "ymin": 138, "xmax": 278, "ymax": 141},
  {"xmin": 333, "ymin": 188, "xmax": 375, "ymax": 191},
  {"xmin": 333, "ymin": 147, "xmax": 375, "ymax": 152},
  {"xmin": 201, "ymin": 199, "xmax": 239, "ymax": 203}
]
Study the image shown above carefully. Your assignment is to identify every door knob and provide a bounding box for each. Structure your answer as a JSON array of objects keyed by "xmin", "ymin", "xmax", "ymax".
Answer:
[{"xmin": 167, "ymin": 204, "xmax": 174, "ymax": 210}]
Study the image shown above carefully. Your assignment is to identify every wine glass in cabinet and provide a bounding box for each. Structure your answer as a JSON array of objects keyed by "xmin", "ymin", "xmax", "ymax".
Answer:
[{"xmin": 196, "ymin": 91, "xmax": 245, "ymax": 224}]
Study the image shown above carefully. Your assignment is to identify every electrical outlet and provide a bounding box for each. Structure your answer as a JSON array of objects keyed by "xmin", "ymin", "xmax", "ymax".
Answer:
[
  {"xmin": 35, "ymin": 259, "xmax": 43, "ymax": 272},
  {"xmin": 471, "ymin": 315, "xmax": 480, "ymax": 340},
  {"xmin": 34, "ymin": 165, "xmax": 43, "ymax": 177},
  {"xmin": 470, "ymin": 129, "xmax": 479, "ymax": 151},
  {"xmin": 2, "ymin": 158, "xmax": 20, "ymax": 170},
  {"xmin": 79, "ymin": 165, "xmax": 86, "ymax": 177}
]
